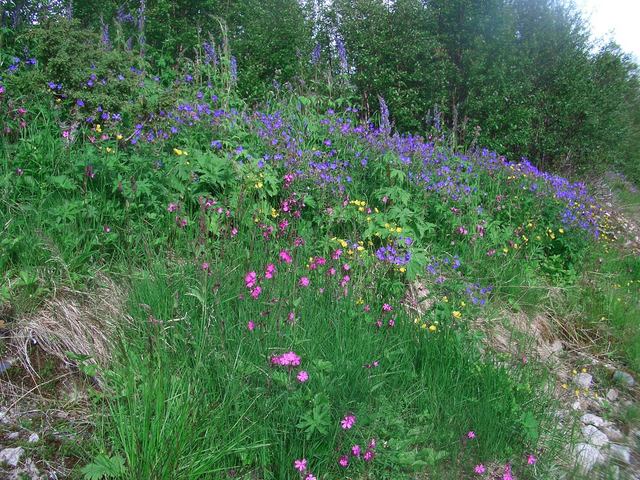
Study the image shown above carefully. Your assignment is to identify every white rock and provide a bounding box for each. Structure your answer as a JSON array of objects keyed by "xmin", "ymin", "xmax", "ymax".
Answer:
[
  {"xmin": 603, "ymin": 426, "xmax": 624, "ymax": 442},
  {"xmin": 581, "ymin": 413, "xmax": 605, "ymax": 427},
  {"xmin": 27, "ymin": 433, "xmax": 39, "ymax": 443},
  {"xmin": 0, "ymin": 409, "xmax": 10, "ymax": 424},
  {"xmin": 609, "ymin": 444, "xmax": 631, "ymax": 464},
  {"xmin": 6, "ymin": 431, "xmax": 19, "ymax": 440},
  {"xmin": 582, "ymin": 425, "xmax": 609, "ymax": 447},
  {"xmin": 606, "ymin": 388, "xmax": 619, "ymax": 401},
  {"xmin": 572, "ymin": 400, "xmax": 582, "ymax": 411},
  {"xmin": 574, "ymin": 443, "xmax": 605, "ymax": 472},
  {"xmin": 574, "ymin": 373, "xmax": 593, "ymax": 389},
  {"xmin": 0, "ymin": 447, "xmax": 24, "ymax": 467}
]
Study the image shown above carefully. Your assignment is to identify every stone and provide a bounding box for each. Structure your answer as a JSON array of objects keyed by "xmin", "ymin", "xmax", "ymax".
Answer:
[
  {"xmin": 572, "ymin": 400, "xmax": 582, "ymax": 411},
  {"xmin": 27, "ymin": 433, "xmax": 39, "ymax": 443},
  {"xmin": 574, "ymin": 443, "xmax": 605, "ymax": 472},
  {"xmin": 613, "ymin": 370, "xmax": 635, "ymax": 387},
  {"xmin": 581, "ymin": 413, "xmax": 606, "ymax": 427},
  {"xmin": 0, "ymin": 447, "xmax": 24, "ymax": 467},
  {"xmin": 582, "ymin": 425, "xmax": 609, "ymax": 447},
  {"xmin": 602, "ymin": 426, "xmax": 624, "ymax": 442},
  {"xmin": 574, "ymin": 373, "xmax": 593, "ymax": 389},
  {"xmin": 609, "ymin": 444, "xmax": 631, "ymax": 464},
  {"xmin": 6, "ymin": 431, "xmax": 19, "ymax": 440},
  {"xmin": 606, "ymin": 388, "xmax": 619, "ymax": 401}
]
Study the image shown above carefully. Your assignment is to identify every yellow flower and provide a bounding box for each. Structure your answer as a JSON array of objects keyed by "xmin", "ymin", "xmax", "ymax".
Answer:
[
  {"xmin": 116, "ymin": 134, "xmax": 123, "ymax": 140},
  {"xmin": 442, "ymin": 296, "xmax": 448, "ymax": 303},
  {"xmin": 255, "ymin": 182, "xmax": 263, "ymax": 189},
  {"xmin": 452, "ymin": 311, "xmax": 462, "ymax": 319},
  {"xmin": 396, "ymin": 227, "xmax": 402, "ymax": 233},
  {"xmin": 105, "ymin": 147, "xmax": 113, "ymax": 153},
  {"xmin": 271, "ymin": 208, "xmax": 278, "ymax": 218},
  {"xmin": 559, "ymin": 228, "xmax": 564, "ymax": 234},
  {"xmin": 421, "ymin": 323, "xmax": 428, "ymax": 330},
  {"xmin": 96, "ymin": 124, "xmax": 102, "ymax": 133},
  {"xmin": 356, "ymin": 298, "xmax": 364, "ymax": 305},
  {"xmin": 173, "ymin": 148, "xmax": 183, "ymax": 156},
  {"xmin": 399, "ymin": 267, "xmax": 406, "ymax": 273},
  {"xmin": 581, "ymin": 368, "xmax": 587, "ymax": 373},
  {"xmin": 429, "ymin": 325, "xmax": 437, "ymax": 332},
  {"xmin": 503, "ymin": 247, "xmax": 509, "ymax": 254}
]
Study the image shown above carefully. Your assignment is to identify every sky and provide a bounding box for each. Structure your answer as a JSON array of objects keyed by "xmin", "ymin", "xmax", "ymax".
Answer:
[{"xmin": 574, "ymin": 0, "xmax": 640, "ymax": 61}]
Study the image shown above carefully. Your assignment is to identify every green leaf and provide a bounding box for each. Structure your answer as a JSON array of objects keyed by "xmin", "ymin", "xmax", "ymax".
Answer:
[{"xmin": 81, "ymin": 454, "xmax": 125, "ymax": 480}]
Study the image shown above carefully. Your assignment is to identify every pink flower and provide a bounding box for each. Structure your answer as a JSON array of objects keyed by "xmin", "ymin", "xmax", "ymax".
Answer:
[
  {"xmin": 231, "ymin": 227, "xmax": 238, "ymax": 236},
  {"xmin": 271, "ymin": 351, "xmax": 301, "ymax": 367},
  {"xmin": 328, "ymin": 267, "xmax": 336, "ymax": 276},
  {"xmin": 388, "ymin": 318, "xmax": 395, "ymax": 327},
  {"xmin": 294, "ymin": 236, "xmax": 305, "ymax": 247},
  {"xmin": 201, "ymin": 262, "xmax": 209, "ymax": 271},
  {"xmin": 297, "ymin": 370, "xmax": 309, "ymax": 383},
  {"xmin": 368, "ymin": 438, "xmax": 376, "ymax": 449},
  {"xmin": 382, "ymin": 303, "xmax": 393, "ymax": 312},
  {"xmin": 287, "ymin": 311, "xmax": 296, "ymax": 324},
  {"xmin": 175, "ymin": 216, "xmax": 187, "ymax": 228},
  {"xmin": 332, "ymin": 249, "xmax": 342, "ymax": 260},
  {"xmin": 62, "ymin": 130, "xmax": 70, "ymax": 138},
  {"xmin": 474, "ymin": 464, "xmax": 486, "ymax": 474},
  {"xmin": 340, "ymin": 414, "xmax": 356, "ymax": 430},
  {"xmin": 340, "ymin": 275, "xmax": 350, "ymax": 287},
  {"xmin": 343, "ymin": 263, "xmax": 350, "ymax": 271},
  {"xmin": 247, "ymin": 321, "xmax": 255, "ymax": 332},
  {"xmin": 363, "ymin": 450, "xmax": 374, "ymax": 462},
  {"xmin": 467, "ymin": 431, "xmax": 476, "ymax": 439},
  {"xmin": 279, "ymin": 250, "xmax": 293, "ymax": 264},
  {"xmin": 351, "ymin": 445, "xmax": 361, "ymax": 457},
  {"xmin": 103, "ymin": 225, "xmax": 111, "ymax": 233},
  {"xmin": 167, "ymin": 202, "xmax": 178, "ymax": 212},
  {"xmin": 502, "ymin": 464, "xmax": 513, "ymax": 480},
  {"xmin": 293, "ymin": 458, "xmax": 307, "ymax": 472},
  {"xmin": 245, "ymin": 271, "xmax": 258, "ymax": 289},
  {"xmin": 265, "ymin": 263, "xmax": 276, "ymax": 279},
  {"xmin": 304, "ymin": 475, "xmax": 316, "ymax": 480},
  {"xmin": 527, "ymin": 454, "xmax": 537, "ymax": 465},
  {"xmin": 299, "ymin": 277, "xmax": 310, "ymax": 287},
  {"xmin": 338, "ymin": 455, "xmax": 349, "ymax": 468},
  {"xmin": 364, "ymin": 304, "xmax": 371, "ymax": 312},
  {"xmin": 250, "ymin": 286, "xmax": 262, "ymax": 299}
]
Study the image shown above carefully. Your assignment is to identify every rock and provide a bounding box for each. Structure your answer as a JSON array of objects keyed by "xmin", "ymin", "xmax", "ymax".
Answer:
[
  {"xmin": 6, "ymin": 431, "xmax": 19, "ymax": 440},
  {"xmin": 575, "ymin": 443, "xmax": 605, "ymax": 472},
  {"xmin": 572, "ymin": 400, "xmax": 582, "ymax": 411},
  {"xmin": 574, "ymin": 373, "xmax": 593, "ymax": 389},
  {"xmin": 27, "ymin": 433, "xmax": 39, "ymax": 443},
  {"xmin": 9, "ymin": 457, "xmax": 41, "ymax": 480},
  {"xmin": 606, "ymin": 389, "xmax": 619, "ymax": 401},
  {"xmin": 0, "ymin": 409, "xmax": 10, "ymax": 424},
  {"xmin": 582, "ymin": 425, "xmax": 609, "ymax": 447},
  {"xmin": 603, "ymin": 426, "xmax": 624, "ymax": 442},
  {"xmin": 613, "ymin": 370, "xmax": 635, "ymax": 387},
  {"xmin": 609, "ymin": 444, "xmax": 631, "ymax": 464},
  {"xmin": 0, "ymin": 447, "xmax": 24, "ymax": 467},
  {"xmin": 581, "ymin": 413, "xmax": 606, "ymax": 427}
]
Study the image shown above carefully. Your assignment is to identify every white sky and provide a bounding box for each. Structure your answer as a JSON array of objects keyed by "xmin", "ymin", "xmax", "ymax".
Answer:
[{"xmin": 574, "ymin": 0, "xmax": 640, "ymax": 61}]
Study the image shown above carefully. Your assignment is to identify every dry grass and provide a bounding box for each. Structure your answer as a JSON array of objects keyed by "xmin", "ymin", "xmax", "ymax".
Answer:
[{"xmin": 8, "ymin": 274, "xmax": 127, "ymax": 376}]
